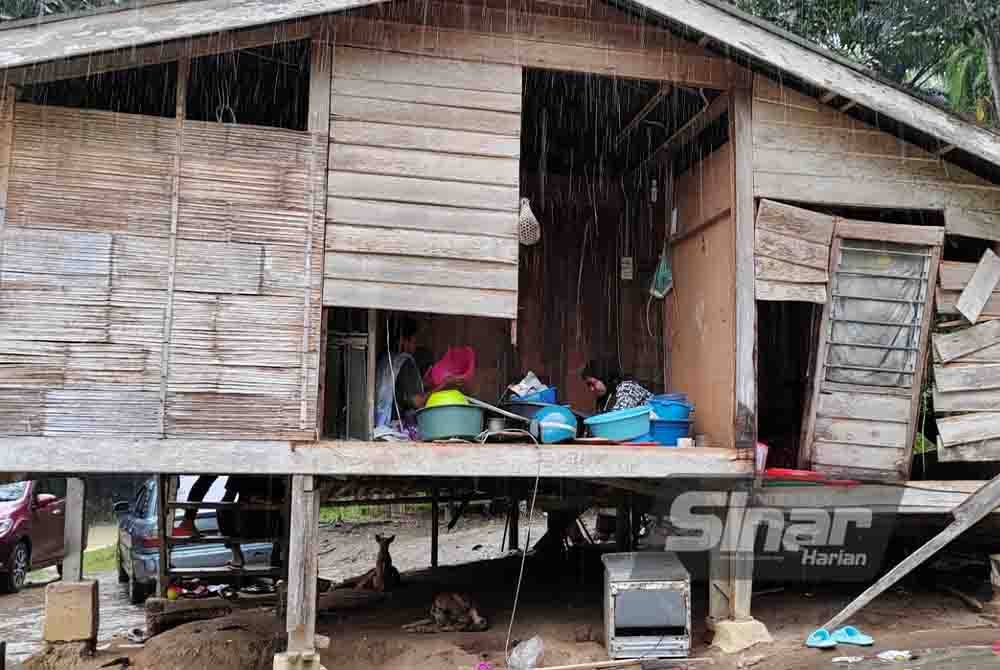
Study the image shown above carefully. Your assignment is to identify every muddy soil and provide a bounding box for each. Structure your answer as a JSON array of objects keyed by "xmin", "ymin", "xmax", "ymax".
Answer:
[
  {"xmin": 3, "ymin": 512, "xmax": 544, "ymax": 664},
  {"xmin": 11, "ymin": 513, "xmax": 1000, "ymax": 670}
]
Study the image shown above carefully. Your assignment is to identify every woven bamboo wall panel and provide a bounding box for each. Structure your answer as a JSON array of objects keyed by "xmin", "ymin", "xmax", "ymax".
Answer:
[{"xmin": 0, "ymin": 104, "xmax": 325, "ymax": 439}]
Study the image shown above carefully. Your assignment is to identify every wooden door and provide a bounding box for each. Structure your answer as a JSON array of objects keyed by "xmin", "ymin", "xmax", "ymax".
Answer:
[{"xmin": 801, "ymin": 221, "xmax": 943, "ymax": 481}]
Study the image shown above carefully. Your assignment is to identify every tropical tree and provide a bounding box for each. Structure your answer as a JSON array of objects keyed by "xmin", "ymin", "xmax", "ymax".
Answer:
[{"xmin": 736, "ymin": 0, "xmax": 1000, "ymax": 124}]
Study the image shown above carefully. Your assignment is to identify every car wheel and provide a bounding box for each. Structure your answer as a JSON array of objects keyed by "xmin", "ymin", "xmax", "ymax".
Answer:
[
  {"xmin": 128, "ymin": 569, "xmax": 149, "ymax": 605},
  {"xmin": 116, "ymin": 544, "xmax": 129, "ymax": 584},
  {"xmin": 1, "ymin": 541, "xmax": 29, "ymax": 593}
]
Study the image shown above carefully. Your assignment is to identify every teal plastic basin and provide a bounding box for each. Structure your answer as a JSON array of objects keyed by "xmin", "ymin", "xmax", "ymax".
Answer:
[
  {"xmin": 584, "ymin": 405, "xmax": 651, "ymax": 442},
  {"xmin": 416, "ymin": 405, "xmax": 484, "ymax": 441}
]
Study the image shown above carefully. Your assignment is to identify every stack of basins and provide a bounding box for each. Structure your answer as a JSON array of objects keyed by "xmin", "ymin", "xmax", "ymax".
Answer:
[{"xmin": 648, "ymin": 394, "xmax": 693, "ymax": 445}]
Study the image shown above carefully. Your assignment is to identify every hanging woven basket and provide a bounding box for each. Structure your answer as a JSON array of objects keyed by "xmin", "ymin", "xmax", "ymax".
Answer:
[{"xmin": 518, "ymin": 198, "xmax": 541, "ymax": 246}]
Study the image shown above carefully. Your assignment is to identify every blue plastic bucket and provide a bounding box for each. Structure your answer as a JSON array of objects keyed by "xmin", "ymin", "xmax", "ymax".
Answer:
[
  {"xmin": 584, "ymin": 405, "xmax": 651, "ymax": 442},
  {"xmin": 516, "ymin": 387, "xmax": 557, "ymax": 404},
  {"xmin": 650, "ymin": 419, "xmax": 691, "ymax": 446},
  {"xmin": 650, "ymin": 397, "xmax": 693, "ymax": 421}
]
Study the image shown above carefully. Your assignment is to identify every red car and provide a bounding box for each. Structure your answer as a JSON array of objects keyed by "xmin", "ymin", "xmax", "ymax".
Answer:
[{"xmin": 0, "ymin": 479, "xmax": 69, "ymax": 593}]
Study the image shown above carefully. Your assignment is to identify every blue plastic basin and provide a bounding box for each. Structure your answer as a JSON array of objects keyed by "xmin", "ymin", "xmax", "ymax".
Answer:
[
  {"xmin": 650, "ymin": 419, "xmax": 692, "ymax": 446},
  {"xmin": 650, "ymin": 398, "xmax": 693, "ymax": 421},
  {"xmin": 584, "ymin": 405, "xmax": 651, "ymax": 442},
  {"xmin": 516, "ymin": 387, "xmax": 557, "ymax": 404}
]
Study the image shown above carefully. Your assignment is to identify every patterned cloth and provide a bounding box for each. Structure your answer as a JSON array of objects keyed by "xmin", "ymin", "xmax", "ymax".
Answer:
[{"xmin": 606, "ymin": 380, "xmax": 653, "ymax": 411}]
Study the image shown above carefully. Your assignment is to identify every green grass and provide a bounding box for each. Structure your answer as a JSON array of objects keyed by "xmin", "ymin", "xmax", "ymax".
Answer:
[
  {"xmin": 82, "ymin": 544, "xmax": 117, "ymax": 573},
  {"xmin": 27, "ymin": 544, "xmax": 118, "ymax": 583},
  {"xmin": 319, "ymin": 502, "xmax": 431, "ymax": 524}
]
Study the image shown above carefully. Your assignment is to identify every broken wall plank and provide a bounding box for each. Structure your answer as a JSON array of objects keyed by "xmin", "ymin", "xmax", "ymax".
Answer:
[
  {"xmin": 938, "ymin": 412, "xmax": 1000, "ymax": 447},
  {"xmin": 937, "ymin": 288, "xmax": 1000, "ymax": 318},
  {"xmin": 755, "ymin": 199, "xmax": 835, "ymax": 244},
  {"xmin": 939, "ymin": 440, "xmax": 1000, "ymax": 462},
  {"xmin": 956, "ymin": 249, "xmax": 1000, "ymax": 323},
  {"xmin": 935, "ymin": 364, "xmax": 1000, "ymax": 393},
  {"xmin": 755, "ymin": 280, "xmax": 826, "ymax": 303},
  {"xmin": 933, "ymin": 386, "xmax": 1000, "ymax": 413},
  {"xmin": 933, "ymin": 320, "xmax": 1000, "ymax": 363},
  {"xmin": 755, "ymin": 229, "xmax": 829, "ymax": 270},
  {"xmin": 754, "ymin": 256, "xmax": 827, "ymax": 283}
]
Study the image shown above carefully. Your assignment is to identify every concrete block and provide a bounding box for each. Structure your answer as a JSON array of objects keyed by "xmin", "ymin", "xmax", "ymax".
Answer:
[
  {"xmin": 710, "ymin": 617, "xmax": 772, "ymax": 654},
  {"xmin": 273, "ymin": 651, "xmax": 326, "ymax": 670},
  {"xmin": 43, "ymin": 581, "xmax": 99, "ymax": 644}
]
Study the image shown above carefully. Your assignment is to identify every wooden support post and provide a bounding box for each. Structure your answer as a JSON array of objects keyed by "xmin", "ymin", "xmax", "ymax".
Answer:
[
  {"xmin": 286, "ymin": 475, "xmax": 320, "ymax": 654},
  {"xmin": 616, "ymin": 500, "xmax": 631, "ymax": 552},
  {"xmin": 707, "ymin": 538, "xmax": 732, "ymax": 626},
  {"xmin": 730, "ymin": 87, "xmax": 757, "ymax": 453},
  {"xmin": 729, "ymin": 490, "xmax": 753, "ymax": 621},
  {"xmin": 366, "ymin": 309, "xmax": 377, "ymax": 439},
  {"xmin": 159, "ymin": 54, "xmax": 189, "ymax": 436},
  {"xmin": 156, "ymin": 475, "xmax": 170, "ymax": 597},
  {"xmin": 509, "ymin": 497, "xmax": 521, "ymax": 552},
  {"xmin": 62, "ymin": 478, "xmax": 86, "ymax": 582},
  {"xmin": 430, "ymin": 487, "xmax": 439, "ymax": 568}
]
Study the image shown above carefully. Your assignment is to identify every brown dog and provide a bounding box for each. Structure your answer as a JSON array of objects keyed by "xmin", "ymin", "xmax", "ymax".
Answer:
[
  {"xmin": 403, "ymin": 592, "xmax": 488, "ymax": 633},
  {"xmin": 354, "ymin": 534, "xmax": 401, "ymax": 592}
]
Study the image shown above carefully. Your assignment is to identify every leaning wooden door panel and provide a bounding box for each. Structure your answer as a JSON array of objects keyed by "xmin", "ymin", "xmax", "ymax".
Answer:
[
  {"xmin": 802, "ymin": 222, "xmax": 943, "ymax": 481},
  {"xmin": 323, "ymin": 48, "xmax": 521, "ymax": 319}
]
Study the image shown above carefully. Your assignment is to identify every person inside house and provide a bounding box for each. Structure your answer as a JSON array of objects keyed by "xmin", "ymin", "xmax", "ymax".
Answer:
[
  {"xmin": 174, "ymin": 475, "xmax": 286, "ymax": 569},
  {"xmin": 581, "ymin": 357, "xmax": 653, "ymax": 413},
  {"xmin": 373, "ymin": 316, "xmax": 426, "ymax": 437}
]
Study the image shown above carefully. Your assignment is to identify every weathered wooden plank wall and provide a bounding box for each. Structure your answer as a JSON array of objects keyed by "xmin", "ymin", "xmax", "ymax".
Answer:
[
  {"xmin": 670, "ymin": 144, "xmax": 735, "ymax": 448},
  {"xmin": 751, "ymin": 75, "xmax": 1000, "ymax": 240},
  {"xmin": 333, "ymin": 0, "xmax": 746, "ymax": 88},
  {"xmin": 0, "ymin": 103, "xmax": 324, "ymax": 439},
  {"xmin": 323, "ymin": 46, "xmax": 521, "ymax": 318}
]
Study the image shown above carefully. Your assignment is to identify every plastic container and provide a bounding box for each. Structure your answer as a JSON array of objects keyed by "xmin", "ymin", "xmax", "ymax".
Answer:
[
  {"xmin": 416, "ymin": 405, "xmax": 483, "ymax": 441},
  {"xmin": 650, "ymin": 397, "xmax": 693, "ymax": 421},
  {"xmin": 425, "ymin": 390, "xmax": 468, "ymax": 407},
  {"xmin": 650, "ymin": 419, "xmax": 691, "ymax": 446},
  {"xmin": 585, "ymin": 405, "xmax": 651, "ymax": 442},
  {"xmin": 516, "ymin": 386, "xmax": 557, "ymax": 404}
]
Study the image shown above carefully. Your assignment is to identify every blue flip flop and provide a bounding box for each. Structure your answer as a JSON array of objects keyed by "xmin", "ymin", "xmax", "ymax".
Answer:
[
  {"xmin": 831, "ymin": 626, "xmax": 874, "ymax": 646},
  {"xmin": 806, "ymin": 628, "xmax": 837, "ymax": 649}
]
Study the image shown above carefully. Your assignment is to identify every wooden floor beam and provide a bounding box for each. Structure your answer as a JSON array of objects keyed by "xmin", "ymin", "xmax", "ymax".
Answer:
[{"xmin": 0, "ymin": 438, "xmax": 750, "ymax": 478}]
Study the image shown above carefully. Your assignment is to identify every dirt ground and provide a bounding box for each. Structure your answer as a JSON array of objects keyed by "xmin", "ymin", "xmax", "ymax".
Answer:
[{"xmin": 16, "ymin": 510, "xmax": 1000, "ymax": 670}]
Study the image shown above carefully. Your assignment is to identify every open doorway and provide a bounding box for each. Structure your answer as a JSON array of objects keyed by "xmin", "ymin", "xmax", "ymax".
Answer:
[{"xmin": 517, "ymin": 68, "xmax": 726, "ymax": 412}]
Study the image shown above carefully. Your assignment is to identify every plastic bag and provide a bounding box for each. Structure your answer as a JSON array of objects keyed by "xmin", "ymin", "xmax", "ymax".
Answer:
[
  {"xmin": 423, "ymin": 346, "xmax": 476, "ymax": 390},
  {"xmin": 508, "ymin": 636, "xmax": 544, "ymax": 670}
]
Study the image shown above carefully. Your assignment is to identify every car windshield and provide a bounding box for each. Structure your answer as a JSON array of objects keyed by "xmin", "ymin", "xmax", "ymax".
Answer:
[{"xmin": 0, "ymin": 482, "xmax": 27, "ymax": 502}]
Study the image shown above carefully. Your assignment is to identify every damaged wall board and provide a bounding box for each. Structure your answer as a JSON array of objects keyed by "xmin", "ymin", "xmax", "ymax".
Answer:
[
  {"xmin": 956, "ymin": 250, "xmax": 1000, "ymax": 324},
  {"xmin": 754, "ymin": 199, "xmax": 834, "ymax": 303},
  {"xmin": 939, "ymin": 259, "xmax": 1000, "ymax": 321},
  {"xmin": 933, "ymin": 320, "xmax": 1000, "ymax": 363},
  {"xmin": 752, "ymin": 76, "xmax": 1000, "ymax": 242}
]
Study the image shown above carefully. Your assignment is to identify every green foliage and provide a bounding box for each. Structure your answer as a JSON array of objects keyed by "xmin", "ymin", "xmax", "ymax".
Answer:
[
  {"xmin": 737, "ymin": 0, "xmax": 1000, "ymax": 123},
  {"xmin": 944, "ymin": 44, "xmax": 993, "ymax": 121}
]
